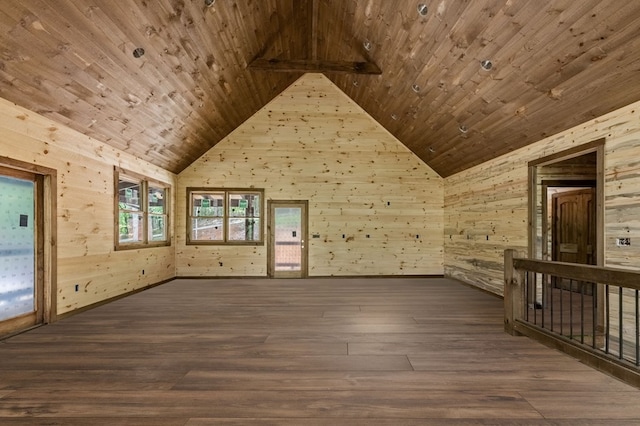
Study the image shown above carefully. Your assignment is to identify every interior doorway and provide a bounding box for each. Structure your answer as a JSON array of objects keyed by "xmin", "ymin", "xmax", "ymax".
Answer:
[
  {"xmin": 528, "ymin": 140, "xmax": 604, "ymax": 326},
  {"xmin": 268, "ymin": 200, "xmax": 308, "ymax": 278}
]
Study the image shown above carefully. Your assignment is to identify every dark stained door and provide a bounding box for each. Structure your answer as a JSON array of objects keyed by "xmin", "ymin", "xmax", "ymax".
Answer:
[{"xmin": 552, "ymin": 188, "xmax": 596, "ymax": 265}]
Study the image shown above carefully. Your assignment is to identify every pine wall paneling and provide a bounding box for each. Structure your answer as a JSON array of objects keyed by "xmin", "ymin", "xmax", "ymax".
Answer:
[
  {"xmin": 177, "ymin": 73, "xmax": 444, "ymax": 277},
  {"xmin": 0, "ymin": 97, "xmax": 176, "ymax": 315},
  {"xmin": 444, "ymin": 101, "xmax": 640, "ymax": 295}
]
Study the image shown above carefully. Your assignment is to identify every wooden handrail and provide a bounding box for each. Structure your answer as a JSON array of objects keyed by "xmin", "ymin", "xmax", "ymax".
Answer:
[
  {"xmin": 513, "ymin": 258, "xmax": 640, "ymax": 291},
  {"xmin": 503, "ymin": 248, "xmax": 640, "ymax": 387}
]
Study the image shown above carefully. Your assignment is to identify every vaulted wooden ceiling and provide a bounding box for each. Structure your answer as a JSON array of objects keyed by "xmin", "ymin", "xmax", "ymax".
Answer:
[{"xmin": 1, "ymin": 1, "xmax": 639, "ymax": 177}]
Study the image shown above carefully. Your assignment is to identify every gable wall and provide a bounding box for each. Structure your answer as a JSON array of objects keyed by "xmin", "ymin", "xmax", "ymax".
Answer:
[
  {"xmin": 177, "ymin": 74, "xmax": 444, "ymax": 277},
  {"xmin": 444, "ymin": 101, "xmax": 640, "ymax": 295},
  {"xmin": 0, "ymin": 98, "xmax": 176, "ymax": 315}
]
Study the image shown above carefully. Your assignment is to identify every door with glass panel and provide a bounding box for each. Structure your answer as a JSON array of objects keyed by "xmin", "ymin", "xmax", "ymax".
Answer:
[
  {"xmin": 268, "ymin": 201, "xmax": 308, "ymax": 278},
  {"xmin": 0, "ymin": 168, "xmax": 42, "ymax": 334}
]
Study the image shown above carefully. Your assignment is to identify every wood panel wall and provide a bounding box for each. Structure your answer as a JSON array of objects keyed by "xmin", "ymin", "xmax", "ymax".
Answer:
[
  {"xmin": 177, "ymin": 73, "xmax": 444, "ymax": 277},
  {"xmin": 445, "ymin": 101, "xmax": 640, "ymax": 295},
  {"xmin": 0, "ymin": 97, "xmax": 176, "ymax": 315}
]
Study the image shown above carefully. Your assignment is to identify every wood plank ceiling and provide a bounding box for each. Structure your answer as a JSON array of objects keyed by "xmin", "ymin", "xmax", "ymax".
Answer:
[{"xmin": 1, "ymin": 0, "xmax": 639, "ymax": 177}]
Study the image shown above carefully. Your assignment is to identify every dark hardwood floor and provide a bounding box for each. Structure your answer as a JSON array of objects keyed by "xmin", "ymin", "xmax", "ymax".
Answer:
[{"xmin": 1, "ymin": 277, "xmax": 639, "ymax": 425}]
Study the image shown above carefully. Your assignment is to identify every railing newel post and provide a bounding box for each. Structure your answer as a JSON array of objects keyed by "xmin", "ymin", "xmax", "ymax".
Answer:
[{"xmin": 504, "ymin": 248, "xmax": 524, "ymax": 336}]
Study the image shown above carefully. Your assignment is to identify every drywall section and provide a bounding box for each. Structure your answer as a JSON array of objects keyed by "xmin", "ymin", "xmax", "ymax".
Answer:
[
  {"xmin": 177, "ymin": 73, "xmax": 444, "ymax": 277},
  {"xmin": 445, "ymin": 100, "xmax": 640, "ymax": 295},
  {"xmin": 0, "ymin": 97, "xmax": 176, "ymax": 315}
]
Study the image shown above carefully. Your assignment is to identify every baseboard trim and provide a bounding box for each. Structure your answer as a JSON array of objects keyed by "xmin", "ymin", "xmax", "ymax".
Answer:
[
  {"xmin": 56, "ymin": 277, "xmax": 175, "ymax": 321},
  {"xmin": 446, "ymin": 276, "xmax": 503, "ymax": 299}
]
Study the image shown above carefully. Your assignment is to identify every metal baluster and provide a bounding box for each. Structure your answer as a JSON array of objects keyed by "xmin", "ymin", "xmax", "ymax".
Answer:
[
  {"xmin": 592, "ymin": 282, "xmax": 598, "ymax": 349},
  {"xmin": 550, "ymin": 275, "xmax": 554, "ymax": 332},
  {"xmin": 580, "ymin": 282, "xmax": 585, "ymax": 345},
  {"xmin": 526, "ymin": 272, "xmax": 531, "ymax": 322},
  {"xmin": 540, "ymin": 274, "xmax": 550, "ymax": 328},
  {"xmin": 619, "ymin": 286, "xmax": 624, "ymax": 360},
  {"xmin": 570, "ymin": 279, "xmax": 574, "ymax": 340},
  {"xmin": 635, "ymin": 290, "xmax": 640, "ymax": 366},
  {"xmin": 532, "ymin": 273, "xmax": 537, "ymax": 324},
  {"xmin": 559, "ymin": 278, "xmax": 564, "ymax": 336},
  {"xmin": 605, "ymin": 285, "xmax": 610, "ymax": 354}
]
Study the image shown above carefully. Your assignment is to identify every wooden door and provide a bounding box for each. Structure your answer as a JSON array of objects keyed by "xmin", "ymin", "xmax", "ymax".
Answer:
[
  {"xmin": 268, "ymin": 201, "xmax": 308, "ymax": 278},
  {"xmin": 552, "ymin": 188, "xmax": 596, "ymax": 265}
]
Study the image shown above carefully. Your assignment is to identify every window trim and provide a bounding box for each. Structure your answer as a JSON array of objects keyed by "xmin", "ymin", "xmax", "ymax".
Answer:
[
  {"xmin": 114, "ymin": 167, "xmax": 171, "ymax": 250},
  {"xmin": 186, "ymin": 187, "xmax": 264, "ymax": 246}
]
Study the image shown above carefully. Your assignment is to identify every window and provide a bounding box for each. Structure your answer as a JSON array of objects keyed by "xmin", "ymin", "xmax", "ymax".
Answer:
[
  {"xmin": 115, "ymin": 167, "xmax": 170, "ymax": 249},
  {"xmin": 188, "ymin": 188, "xmax": 263, "ymax": 245}
]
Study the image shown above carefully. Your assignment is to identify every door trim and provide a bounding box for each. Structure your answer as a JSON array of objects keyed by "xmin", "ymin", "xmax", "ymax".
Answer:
[
  {"xmin": 528, "ymin": 139, "xmax": 604, "ymax": 267},
  {"xmin": 267, "ymin": 200, "xmax": 308, "ymax": 278}
]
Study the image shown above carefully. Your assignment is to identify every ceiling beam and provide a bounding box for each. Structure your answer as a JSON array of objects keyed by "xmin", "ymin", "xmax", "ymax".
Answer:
[
  {"xmin": 309, "ymin": 0, "xmax": 319, "ymax": 61},
  {"xmin": 248, "ymin": 58, "xmax": 382, "ymax": 75}
]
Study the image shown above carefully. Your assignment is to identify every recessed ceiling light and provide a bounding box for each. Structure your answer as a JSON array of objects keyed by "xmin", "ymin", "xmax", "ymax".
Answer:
[
  {"xmin": 363, "ymin": 40, "xmax": 372, "ymax": 51},
  {"xmin": 480, "ymin": 59, "xmax": 493, "ymax": 71},
  {"xmin": 458, "ymin": 124, "xmax": 468, "ymax": 133},
  {"xmin": 417, "ymin": 4, "xmax": 428, "ymax": 16},
  {"xmin": 205, "ymin": 0, "xmax": 216, "ymax": 6},
  {"xmin": 411, "ymin": 84, "xmax": 420, "ymax": 93},
  {"xmin": 132, "ymin": 47, "xmax": 145, "ymax": 58}
]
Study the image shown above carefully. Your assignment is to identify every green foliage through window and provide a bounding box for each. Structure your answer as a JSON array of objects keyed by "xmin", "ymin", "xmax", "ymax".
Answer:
[
  {"xmin": 116, "ymin": 168, "xmax": 170, "ymax": 249},
  {"xmin": 188, "ymin": 188, "xmax": 263, "ymax": 244}
]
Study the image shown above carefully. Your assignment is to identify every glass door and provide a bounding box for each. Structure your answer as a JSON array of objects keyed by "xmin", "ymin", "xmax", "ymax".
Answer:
[
  {"xmin": 268, "ymin": 201, "xmax": 308, "ymax": 278},
  {"xmin": 0, "ymin": 173, "xmax": 36, "ymax": 323}
]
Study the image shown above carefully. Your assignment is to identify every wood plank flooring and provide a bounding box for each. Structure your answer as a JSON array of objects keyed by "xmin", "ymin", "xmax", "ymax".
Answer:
[{"xmin": 1, "ymin": 277, "xmax": 639, "ymax": 425}]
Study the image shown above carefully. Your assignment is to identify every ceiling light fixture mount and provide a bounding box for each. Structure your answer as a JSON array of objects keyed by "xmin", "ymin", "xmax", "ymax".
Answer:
[
  {"xmin": 480, "ymin": 59, "xmax": 493, "ymax": 71},
  {"xmin": 132, "ymin": 47, "xmax": 145, "ymax": 58},
  {"xmin": 417, "ymin": 4, "xmax": 428, "ymax": 16}
]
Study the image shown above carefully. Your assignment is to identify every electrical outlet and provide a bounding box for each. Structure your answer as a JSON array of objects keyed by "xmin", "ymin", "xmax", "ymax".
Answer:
[{"xmin": 616, "ymin": 237, "xmax": 631, "ymax": 247}]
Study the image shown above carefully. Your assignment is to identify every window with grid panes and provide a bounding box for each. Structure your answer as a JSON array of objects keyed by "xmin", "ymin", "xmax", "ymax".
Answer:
[
  {"xmin": 187, "ymin": 188, "xmax": 263, "ymax": 244},
  {"xmin": 115, "ymin": 168, "xmax": 170, "ymax": 249}
]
